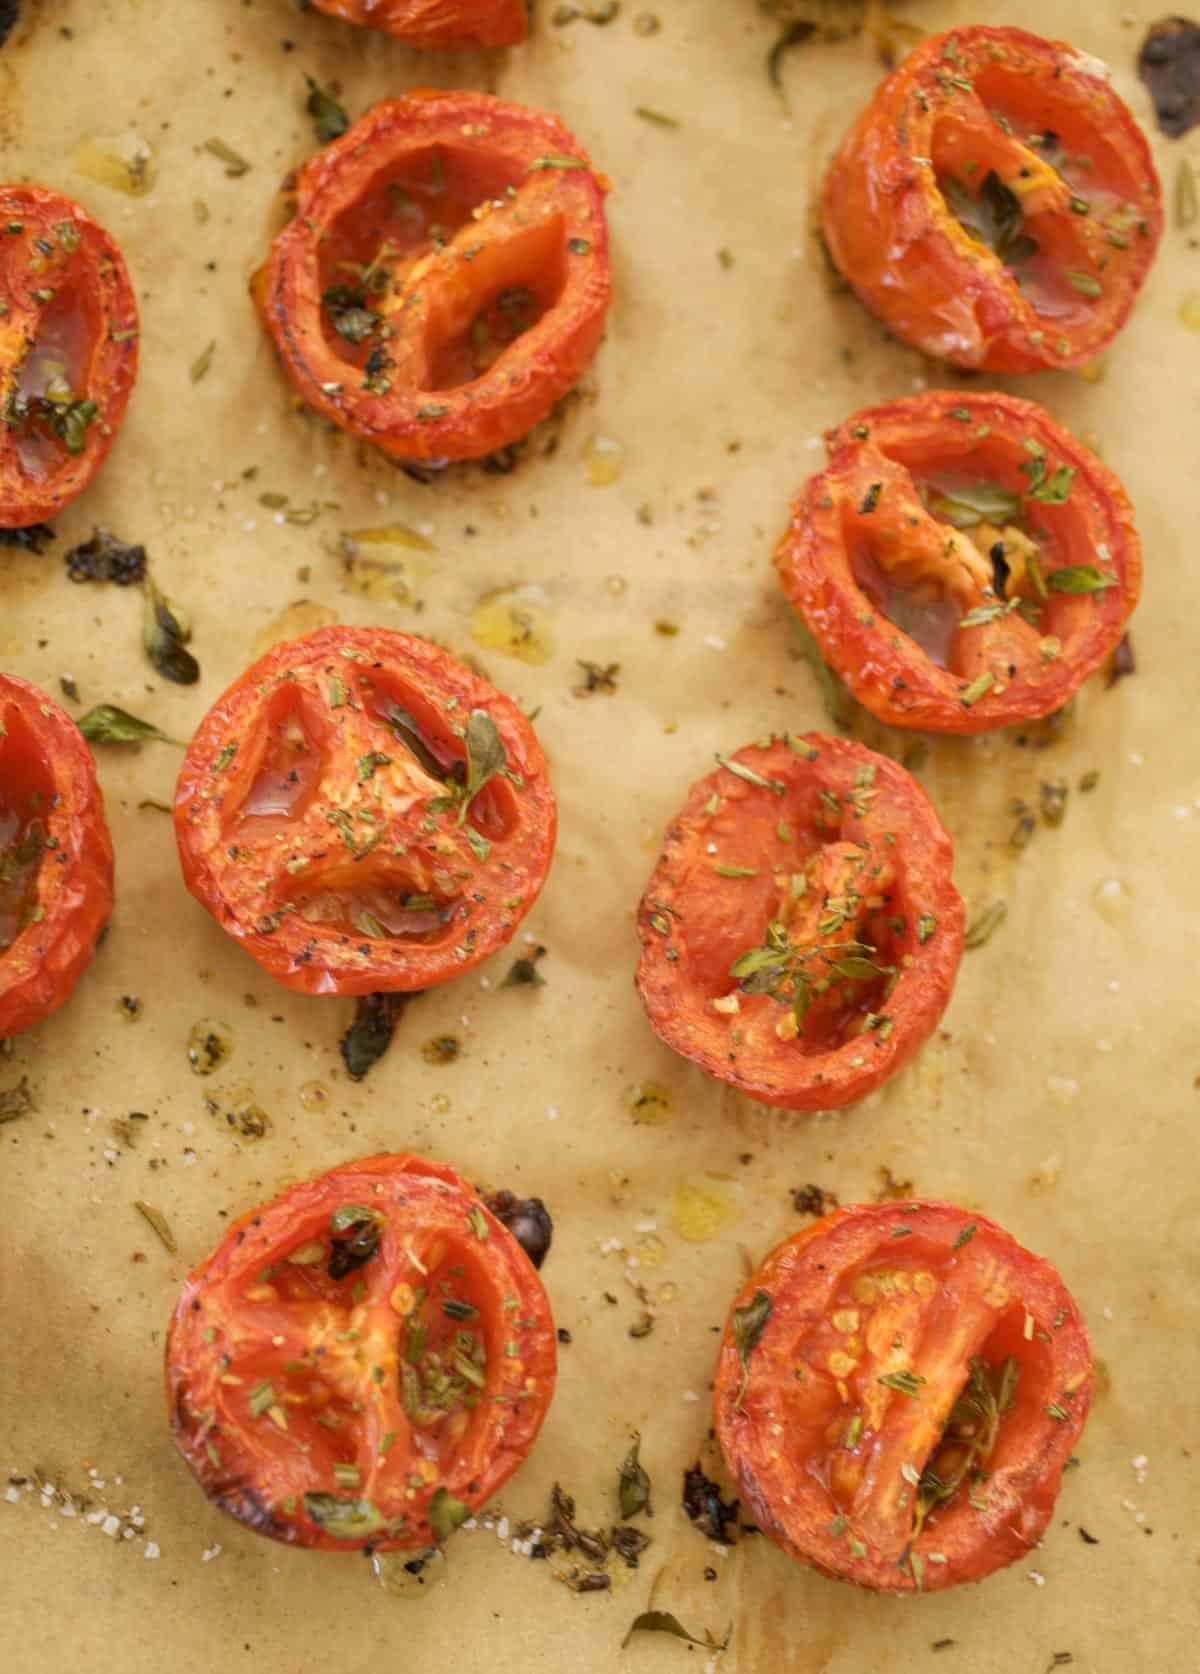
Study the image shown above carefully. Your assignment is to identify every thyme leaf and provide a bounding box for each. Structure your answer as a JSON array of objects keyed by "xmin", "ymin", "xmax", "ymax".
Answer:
[{"xmin": 618, "ymin": 1433, "xmax": 651, "ymax": 1519}]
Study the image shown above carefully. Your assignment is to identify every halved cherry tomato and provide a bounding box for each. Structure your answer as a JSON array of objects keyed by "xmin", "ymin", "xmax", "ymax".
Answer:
[
  {"xmin": 635, "ymin": 734, "xmax": 963, "ymax": 1111},
  {"xmin": 0, "ymin": 185, "xmax": 138, "ymax": 528},
  {"xmin": 256, "ymin": 91, "xmax": 611, "ymax": 464},
  {"xmin": 0, "ymin": 672, "xmax": 114, "ymax": 1037},
  {"xmin": 166, "ymin": 1153, "xmax": 556, "ymax": 1550},
  {"xmin": 774, "ymin": 391, "xmax": 1141, "ymax": 734},
  {"xmin": 173, "ymin": 626, "xmax": 556, "ymax": 996},
  {"xmin": 713, "ymin": 1201, "xmax": 1092, "ymax": 1593},
  {"xmin": 310, "ymin": 0, "xmax": 527, "ymax": 48},
  {"xmin": 822, "ymin": 26, "xmax": 1163, "ymax": 371}
]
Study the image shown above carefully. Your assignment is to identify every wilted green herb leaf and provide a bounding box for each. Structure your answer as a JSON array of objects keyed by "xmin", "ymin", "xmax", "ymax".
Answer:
[
  {"xmin": 964, "ymin": 900, "xmax": 1007, "ymax": 949},
  {"xmin": 428, "ymin": 1486, "xmax": 470, "ymax": 1542},
  {"xmin": 143, "ymin": 577, "xmax": 200, "ymax": 685},
  {"xmin": 303, "ymin": 1492, "xmax": 385, "ymax": 1540},
  {"xmin": 944, "ymin": 170, "xmax": 1036, "ymax": 264},
  {"xmin": 732, "ymin": 1289, "xmax": 772, "ymax": 1405},
  {"xmin": 952, "ymin": 1222, "xmax": 977, "ymax": 1250},
  {"xmin": 1065, "ymin": 271, "xmax": 1102, "ymax": 298},
  {"xmin": 931, "ymin": 482, "xmax": 1022, "ymax": 528},
  {"xmin": 618, "ymin": 1433, "xmax": 651, "ymax": 1519},
  {"xmin": 1027, "ymin": 464, "xmax": 1075, "ymax": 505},
  {"xmin": 1047, "ymin": 565, "xmax": 1118, "ymax": 595},
  {"xmin": 339, "ymin": 991, "xmax": 414, "ymax": 1081},
  {"xmin": 767, "ymin": 20, "xmax": 816, "ymax": 88},
  {"xmin": 461, "ymin": 709, "xmax": 506, "ymax": 815},
  {"xmin": 622, "ymin": 1613, "xmax": 730, "ymax": 1653},
  {"xmin": 203, "ymin": 137, "xmax": 251, "ymax": 177},
  {"xmin": 791, "ymin": 619, "xmax": 855, "ymax": 730},
  {"xmin": 917, "ymin": 913, "xmax": 937, "ymax": 944},
  {"xmin": 78, "ymin": 704, "xmax": 175, "ymax": 745},
  {"xmin": 501, "ymin": 947, "xmax": 547, "ymax": 987},
  {"xmin": 133, "ymin": 1199, "xmax": 177, "ymax": 1253},
  {"xmin": 528, "ymin": 154, "xmax": 587, "ymax": 171},
  {"xmin": 878, "ymin": 1369, "xmax": 925, "ymax": 1397},
  {"xmin": 0, "ymin": 1076, "xmax": 34, "ymax": 1124},
  {"xmin": 305, "ymin": 76, "xmax": 349, "ymax": 144}
]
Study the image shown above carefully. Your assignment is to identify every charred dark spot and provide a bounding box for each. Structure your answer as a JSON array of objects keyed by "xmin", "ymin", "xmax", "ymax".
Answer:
[
  {"xmin": 63, "ymin": 527, "xmax": 147, "ymax": 586},
  {"xmin": 1138, "ymin": 18, "xmax": 1200, "ymax": 137},
  {"xmin": 682, "ymin": 1462, "xmax": 739, "ymax": 1544},
  {"xmin": 1106, "ymin": 632, "xmax": 1136, "ymax": 687},
  {"xmin": 790, "ymin": 1183, "xmax": 839, "ymax": 1217},
  {"xmin": 217, "ymin": 1481, "xmax": 294, "ymax": 1544},
  {"xmin": 339, "ymin": 990, "xmax": 416, "ymax": 1081},
  {"xmin": 0, "ymin": 1, "xmax": 18, "ymax": 49},
  {"xmin": 0, "ymin": 521, "xmax": 54, "ymax": 553},
  {"xmin": 483, "ymin": 1190, "xmax": 553, "ymax": 1268},
  {"xmin": 328, "ymin": 1213, "xmax": 383, "ymax": 1280}
]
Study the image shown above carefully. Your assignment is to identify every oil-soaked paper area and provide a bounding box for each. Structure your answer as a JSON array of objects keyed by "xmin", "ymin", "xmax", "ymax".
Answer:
[{"xmin": 1, "ymin": 1, "xmax": 1197, "ymax": 1669}]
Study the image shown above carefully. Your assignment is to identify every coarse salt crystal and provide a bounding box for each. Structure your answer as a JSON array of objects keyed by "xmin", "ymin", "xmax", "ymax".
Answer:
[
  {"xmin": 4, "ymin": 1487, "xmax": 19, "ymax": 1505},
  {"xmin": 102, "ymin": 1515, "xmax": 121, "ymax": 1538},
  {"xmin": 635, "ymin": 1221, "xmax": 657, "ymax": 1233},
  {"xmin": 497, "ymin": 1517, "xmax": 510, "ymax": 1541},
  {"xmin": 703, "ymin": 635, "xmax": 727, "ymax": 651},
  {"xmin": 478, "ymin": 976, "xmax": 490, "ymax": 989},
  {"xmin": 1132, "ymin": 1454, "xmax": 1147, "ymax": 1469},
  {"xmin": 1129, "ymin": 751, "xmax": 1144, "ymax": 767},
  {"xmin": 1103, "ymin": 1305, "xmax": 1114, "ymax": 1320},
  {"xmin": 1028, "ymin": 1570, "xmax": 1046, "ymax": 1586},
  {"xmin": 144, "ymin": 1542, "xmax": 160, "ymax": 1560},
  {"xmin": 682, "ymin": 1390, "xmax": 700, "ymax": 1403},
  {"xmin": 547, "ymin": 1105, "xmax": 558, "ymax": 1122}
]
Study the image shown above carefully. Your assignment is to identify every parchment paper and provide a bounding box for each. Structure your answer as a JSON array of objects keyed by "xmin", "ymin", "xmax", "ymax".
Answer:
[{"xmin": 1, "ymin": 2, "xmax": 1197, "ymax": 1670}]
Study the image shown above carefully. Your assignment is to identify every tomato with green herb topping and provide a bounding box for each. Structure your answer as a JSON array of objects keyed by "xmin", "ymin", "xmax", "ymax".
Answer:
[
  {"xmin": 256, "ymin": 91, "xmax": 611, "ymax": 465},
  {"xmin": 173, "ymin": 626, "xmax": 556, "ymax": 996},
  {"xmin": 166, "ymin": 1153, "xmax": 556, "ymax": 1551},
  {"xmin": 713, "ymin": 1201, "xmax": 1092, "ymax": 1592},
  {"xmin": 310, "ymin": 0, "xmax": 527, "ymax": 48},
  {"xmin": 0, "ymin": 185, "xmax": 138, "ymax": 528},
  {"xmin": 774, "ymin": 392, "xmax": 1141, "ymax": 733},
  {"xmin": 635, "ymin": 735, "xmax": 963, "ymax": 1111},
  {"xmin": 822, "ymin": 26, "xmax": 1162, "ymax": 371},
  {"xmin": 0, "ymin": 672, "xmax": 114, "ymax": 1037}
]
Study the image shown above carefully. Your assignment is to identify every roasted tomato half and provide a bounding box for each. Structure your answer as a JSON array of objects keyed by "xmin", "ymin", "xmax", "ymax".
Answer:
[
  {"xmin": 714, "ymin": 1201, "xmax": 1092, "ymax": 1593},
  {"xmin": 635, "ymin": 735, "xmax": 963, "ymax": 1111},
  {"xmin": 822, "ymin": 26, "xmax": 1163, "ymax": 371},
  {"xmin": 774, "ymin": 391, "xmax": 1141, "ymax": 733},
  {"xmin": 0, "ymin": 673, "xmax": 114, "ymax": 1037},
  {"xmin": 174, "ymin": 626, "xmax": 556, "ymax": 996},
  {"xmin": 256, "ymin": 91, "xmax": 611, "ymax": 464},
  {"xmin": 166, "ymin": 1153, "xmax": 556, "ymax": 1551},
  {"xmin": 0, "ymin": 185, "xmax": 138, "ymax": 528},
  {"xmin": 310, "ymin": 0, "xmax": 527, "ymax": 48}
]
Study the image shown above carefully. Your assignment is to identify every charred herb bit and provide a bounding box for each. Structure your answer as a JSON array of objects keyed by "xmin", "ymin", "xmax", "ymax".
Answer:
[
  {"xmin": 501, "ymin": 945, "xmax": 547, "ymax": 987},
  {"xmin": 944, "ymin": 170, "xmax": 1037, "ymax": 264},
  {"xmin": 203, "ymin": 137, "xmax": 251, "ymax": 177},
  {"xmin": 791, "ymin": 1183, "xmax": 838, "ymax": 1217},
  {"xmin": 952, "ymin": 1221, "xmax": 976, "ymax": 1251},
  {"xmin": 327, "ymin": 1204, "xmax": 383, "ymax": 1280},
  {"xmin": 190, "ymin": 340, "xmax": 216, "ymax": 384},
  {"xmin": 715, "ymin": 754, "xmax": 786, "ymax": 795},
  {"xmin": 1065, "ymin": 271, "xmax": 1102, "ymax": 300},
  {"xmin": 623, "ymin": 1612, "xmax": 730, "ymax": 1653},
  {"xmin": 964, "ymin": 900, "xmax": 1006, "ymax": 950},
  {"xmin": 329, "ymin": 303, "xmax": 380, "ymax": 345},
  {"xmin": 0, "ymin": 522, "xmax": 55, "ymax": 554},
  {"xmin": 133, "ymin": 1199, "xmax": 177, "ymax": 1254},
  {"xmin": 304, "ymin": 1492, "xmax": 385, "ymax": 1540},
  {"xmin": 143, "ymin": 577, "xmax": 200, "ymax": 685},
  {"xmin": 610, "ymin": 1524, "xmax": 652, "ymax": 1567},
  {"xmin": 0, "ymin": 1075, "xmax": 34, "ymax": 1125},
  {"xmin": 732, "ymin": 1289, "xmax": 772, "ymax": 1406},
  {"xmin": 634, "ymin": 106, "xmax": 680, "ymax": 128},
  {"xmin": 527, "ymin": 154, "xmax": 588, "ymax": 172},
  {"xmin": 339, "ymin": 991, "xmax": 414, "ymax": 1081},
  {"xmin": 64, "ymin": 527, "xmax": 146, "ymax": 585},
  {"xmin": 421, "ymin": 1034, "xmax": 460, "ymax": 1065},
  {"xmin": 618, "ymin": 1433, "xmax": 651, "ymax": 1519},
  {"xmin": 1106, "ymin": 633, "xmax": 1136, "ymax": 688},
  {"xmin": 917, "ymin": 912, "xmax": 937, "ymax": 944},
  {"xmin": 573, "ymin": 659, "xmax": 620, "ymax": 696},
  {"xmin": 483, "ymin": 1190, "xmax": 553, "ymax": 1268},
  {"xmin": 682, "ymin": 1463, "xmax": 739, "ymax": 1545},
  {"xmin": 1040, "ymin": 781, "xmax": 1069, "ymax": 828},
  {"xmin": 77, "ymin": 704, "xmax": 175, "ymax": 746},
  {"xmin": 305, "ymin": 76, "xmax": 349, "ymax": 145},
  {"xmin": 1138, "ymin": 19, "xmax": 1200, "ymax": 138},
  {"xmin": 428, "ymin": 1486, "xmax": 470, "ymax": 1543},
  {"xmin": 878, "ymin": 1369, "xmax": 925, "ymax": 1397}
]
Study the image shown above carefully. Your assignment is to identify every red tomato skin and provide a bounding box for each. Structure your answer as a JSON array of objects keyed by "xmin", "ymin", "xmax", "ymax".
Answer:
[
  {"xmin": 635, "ymin": 735, "xmax": 964, "ymax": 1111},
  {"xmin": 714, "ymin": 1202, "xmax": 1093, "ymax": 1593},
  {"xmin": 259, "ymin": 91, "xmax": 611, "ymax": 464},
  {"xmin": 310, "ymin": 0, "xmax": 527, "ymax": 47},
  {"xmin": 776, "ymin": 391, "xmax": 1141, "ymax": 734},
  {"xmin": 173, "ymin": 626, "xmax": 557, "ymax": 997},
  {"xmin": 822, "ymin": 28, "xmax": 1162, "ymax": 371},
  {"xmin": 0, "ymin": 186, "xmax": 138, "ymax": 527},
  {"xmin": 0, "ymin": 674, "xmax": 114, "ymax": 1037},
  {"xmin": 166, "ymin": 1153, "xmax": 557, "ymax": 1551}
]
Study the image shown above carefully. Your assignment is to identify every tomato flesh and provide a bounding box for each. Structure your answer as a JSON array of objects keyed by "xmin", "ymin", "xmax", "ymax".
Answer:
[
  {"xmin": 775, "ymin": 391, "xmax": 1141, "ymax": 733},
  {"xmin": 635, "ymin": 735, "xmax": 964, "ymax": 1111},
  {"xmin": 309, "ymin": 0, "xmax": 527, "ymax": 49},
  {"xmin": 166, "ymin": 1154, "xmax": 556, "ymax": 1551},
  {"xmin": 174, "ymin": 627, "xmax": 556, "ymax": 996},
  {"xmin": 714, "ymin": 1202, "xmax": 1092, "ymax": 1592},
  {"xmin": 822, "ymin": 27, "xmax": 1162, "ymax": 372},
  {"xmin": 259, "ymin": 91, "xmax": 611, "ymax": 464}
]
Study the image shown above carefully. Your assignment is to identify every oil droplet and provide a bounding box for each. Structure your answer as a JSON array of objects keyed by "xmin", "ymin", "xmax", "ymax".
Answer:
[
  {"xmin": 421, "ymin": 1035, "xmax": 461, "ymax": 1066},
  {"xmin": 1091, "ymin": 876, "xmax": 1131, "ymax": 926},
  {"xmin": 656, "ymin": 1281, "xmax": 679, "ymax": 1304},
  {"xmin": 469, "ymin": 584, "xmax": 555, "ymax": 665},
  {"xmin": 671, "ymin": 1179, "xmax": 738, "ymax": 1244},
  {"xmin": 1078, "ymin": 356, "xmax": 1107, "ymax": 385},
  {"xmin": 250, "ymin": 600, "xmax": 338, "ymax": 661},
  {"xmin": 431, "ymin": 1093, "xmax": 451, "ymax": 1115},
  {"xmin": 340, "ymin": 528, "xmax": 435, "ymax": 605},
  {"xmin": 627, "ymin": 1080, "xmax": 671, "ymax": 1124},
  {"xmin": 73, "ymin": 132, "xmax": 156, "ymax": 196},
  {"xmin": 583, "ymin": 434, "xmax": 625, "ymax": 486},
  {"xmin": 188, "ymin": 1020, "xmax": 232, "ymax": 1076},
  {"xmin": 371, "ymin": 1546, "xmax": 447, "ymax": 1598},
  {"xmin": 1180, "ymin": 292, "xmax": 1200, "ymax": 333},
  {"xmin": 298, "ymin": 1080, "xmax": 329, "ymax": 1111},
  {"xmin": 633, "ymin": 1232, "xmax": 666, "ymax": 1268}
]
